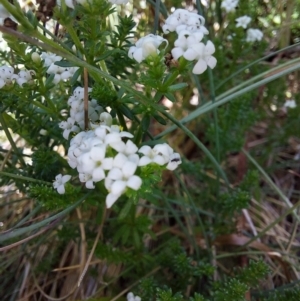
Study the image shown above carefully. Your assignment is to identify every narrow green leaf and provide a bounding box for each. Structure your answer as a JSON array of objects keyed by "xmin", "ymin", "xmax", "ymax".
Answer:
[
  {"xmin": 54, "ymin": 60, "xmax": 75, "ymax": 67},
  {"xmin": 168, "ymin": 83, "xmax": 188, "ymax": 92},
  {"xmin": 153, "ymin": 113, "xmax": 167, "ymax": 125},
  {"xmin": 141, "ymin": 114, "xmax": 151, "ymax": 131}
]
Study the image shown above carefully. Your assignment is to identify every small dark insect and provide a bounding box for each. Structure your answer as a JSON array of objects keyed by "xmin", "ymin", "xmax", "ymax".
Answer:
[
  {"xmin": 171, "ymin": 158, "xmax": 181, "ymax": 163},
  {"xmin": 164, "ymin": 53, "xmax": 178, "ymax": 68},
  {"xmin": 4, "ymin": 18, "xmax": 18, "ymax": 31}
]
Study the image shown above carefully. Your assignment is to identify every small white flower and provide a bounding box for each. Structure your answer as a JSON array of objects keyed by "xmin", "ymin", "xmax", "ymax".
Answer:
[
  {"xmin": 284, "ymin": 100, "xmax": 296, "ymax": 109},
  {"xmin": 53, "ymin": 174, "xmax": 71, "ymax": 194},
  {"xmin": 127, "ymin": 292, "xmax": 141, "ymax": 301},
  {"xmin": 246, "ymin": 28, "xmax": 263, "ymax": 42},
  {"xmin": 235, "ymin": 15, "xmax": 251, "ymax": 29},
  {"xmin": 162, "ymin": 15, "xmax": 181, "ymax": 34},
  {"xmin": 39, "ymin": 129, "xmax": 47, "ymax": 135},
  {"xmin": 138, "ymin": 143, "xmax": 172, "ymax": 166},
  {"xmin": 0, "ymin": 65, "xmax": 15, "ymax": 86},
  {"xmin": 90, "ymin": 144, "xmax": 113, "ymax": 182},
  {"xmin": 105, "ymin": 162, "xmax": 142, "ymax": 208},
  {"xmin": 166, "ymin": 153, "xmax": 182, "ymax": 170},
  {"xmin": 15, "ymin": 70, "xmax": 35, "ymax": 87},
  {"xmin": 79, "ymin": 173, "xmax": 95, "ymax": 189},
  {"xmin": 221, "ymin": 0, "xmax": 239, "ymax": 13},
  {"xmin": 186, "ymin": 13, "xmax": 208, "ymax": 34},
  {"xmin": 171, "ymin": 30, "xmax": 205, "ymax": 60},
  {"xmin": 59, "ymin": 117, "xmax": 80, "ymax": 140},
  {"xmin": 41, "ymin": 52, "xmax": 62, "ymax": 67},
  {"xmin": 183, "ymin": 40, "xmax": 217, "ymax": 74},
  {"xmin": 128, "ymin": 34, "xmax": 168, "ymax": 63}
]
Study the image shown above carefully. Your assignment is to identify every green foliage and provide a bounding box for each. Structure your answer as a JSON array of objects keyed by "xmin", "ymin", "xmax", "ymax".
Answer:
[
  {"xmin": 156, "ymin": 288, "xmax": 184, "ymax": 301},
  {"xmin": 156, "ymin": 240, "xmax": 214, "ymax": 292},
  {"xmin": 213, "ymin": 278, "xmax": 248, "ymax": 301},
  {"xmin": 205, "ymin": 95, "xmax": 258, "ymax": 158},
  {"xmin": 261, "ymin": 287, "xmax": 300, "ymax": 301},
  {"xmin": 113, "ymin": 211, "xmax": 155, "ymax": 248},
  {"xmin": 1, "ymin": 0, "xmax": 299, "ymax": 300},
  {"xmin": 213, "ymin": 260, "xmax": 269, "ymax": 301},
  {"xmin": 31, "ymin": 147, "xmax": 65, "ymax": 181},
  {"xmin": 28, "ymin": 184, "xmax": 78, "ymax": 210},
  {"xmin": 218, "ymin": 189, "xmax": 250, "ymax": 216}
]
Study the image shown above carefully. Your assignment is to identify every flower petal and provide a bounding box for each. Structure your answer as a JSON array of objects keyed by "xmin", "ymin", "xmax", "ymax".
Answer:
[
  {"xmin": 102, "ymin": 157, "xmax": 113, "ymax": 170},
  {"xmin": 138, "ymin": 145, "xmax": 152, "ymax": 156},
  {"xmin": 107, "ymin": 167, "xmax": 123, "ymax": 180},
  {"xmin": 133, "ymin": 48, "xmax": 144, "ymax": 63},
  {"xmin": 111, "ymin": 180, "xmax": 127, "ymax": 195},
  {"xmin": 206, "ymin": 56, "xmax": 217, "ymax": 69},
  {"xmin": 171, "ymin": 47, "xmax": 184, "ymax": 60},
  {"xmin": 122, "ymin": 161, "xmax": 137, "ymax": 178},
  {"xmin": 57, "ymin": 184, "xmax": 66, "ymax": 194},
  {"xmin": 86, "ymin": 180, "xmax": 95, "ymax": 189},
  {"xmin": 124, "ymin": 140, "xmax": 138, "ymax": 155},
  {"xmin": 92, "ymin": 167, "xmax": 105, "ymax": 182},
  {"xmin": 138, "ymin": 156, "xmax": 152, "ymax": 166},
  {"xmin": 127, "ymin": 175, "xmax": 142, "ymax": 190},
  {"xmin": 183, "ymin": 48, "xmax": 198, "ymax": 61},
  {"xmin": 106, "ymin": 193, "xmax": 121, "ymax": 208},
  {"xmin": 90, "ymin": 145, "xmax": 106, "ymax": 161},
  {"xmin": 113, "ymin": 153, "xmax": 128, "ymax": 169},
  {"xmin": 192, "ymin": 59, "xmax": 207, "ymax": 74},
  {"xmin": 62, "ymin": 175, "xmax": 71, "ymax": 183}
]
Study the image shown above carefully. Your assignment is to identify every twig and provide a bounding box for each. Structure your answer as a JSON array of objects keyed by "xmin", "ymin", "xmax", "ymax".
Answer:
[{"xmin": 78, "ymin": 206, "xmax": 107, "ymax": 287}]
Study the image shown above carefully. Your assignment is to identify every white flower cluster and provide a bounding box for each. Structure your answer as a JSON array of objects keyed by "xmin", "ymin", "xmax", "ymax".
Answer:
[
  {"xmin": 221, "ymin": 0, "xmax": 239, "ymax": 13},
  {"xmin": 0, "ymin": 65, "xmax": 35, "ymax": 88},
  {"xmin": 54, "ymin": 88, "xmax": 182, "ymax": 208},
  {"xmin": 246, "ymin": 28, "xmax": 264, "ymax": 42},
  {"xmin": 59, "ymin": 87, "xmax": 103, "ymax": 139},
  {"xmin": 127, "ymin": 292, "xmax": 141, "ymax": 301},
  {"xmin": 40, "ymin": 52, "xmax": 79, "ymax": 84},
  {"xmin": 220, "ymin": 0, "xmax": 264, "ymax": 44},
  {"xmin": 128, "ymin": 34, "xmax": 168, "ymax": 63},
  {"xmin": 162, "ymin": 9, "xmax": 216, "ymax": 75}
]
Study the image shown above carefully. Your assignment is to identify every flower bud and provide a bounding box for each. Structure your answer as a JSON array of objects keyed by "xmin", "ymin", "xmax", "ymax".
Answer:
[{"xmin": 31, "ymin": 52, "xmax": 41, "ymax": 63}]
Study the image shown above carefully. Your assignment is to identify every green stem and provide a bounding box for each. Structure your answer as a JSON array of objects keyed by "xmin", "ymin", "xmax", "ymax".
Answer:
[
  {"xmin": 241, "ymin": 199, "xmax": 300, "ymax": 249},
  {"xmin": 153, "ymin": 0, "xmax": 161, "ymax": 34},
  {"xmin": 0, "ymin": 114, "xmax": 26, "ymax": 167},
  {"xmin": 161, "ymin": 110, "xmax": 229, "ymax": 187},
  {"xmin": 163, "ymin": 69, "xmax": 179, "ymax": 87},
  {"xmin": 117, "ymin": 110, "xmax": 128, "ymax": 131},
  {"xmin": 208, "ymin": 69, "xmax": 220, "ymax": 163},
  {"xmin": 99, "ymin": 60, "xmax": 115, "ymax": 90},
  {"xmin": 0, "ymin": 193, "xmax": 89, "ymax": 243},
  {"xmin": 64, "ymin": 24, "xmax": 85, "ymax": 55},
  {"xmin": 242, "ymin": 149, "xmax": 300, "ymax": 223},
  {"xmin": 30, "ymin": 99, "xmax": 53, "ymax": 113},
  {"xmin": 0, "ymin": 171, "xmax": 51, "ymax": 185},
  {"xmin": 155, "ymin": 58, "xmax": 300, "ymax": 139}
]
